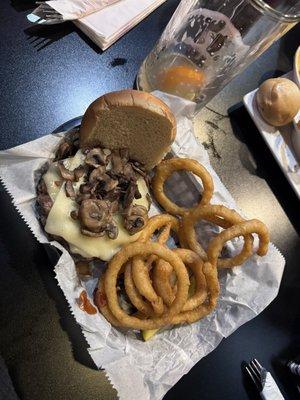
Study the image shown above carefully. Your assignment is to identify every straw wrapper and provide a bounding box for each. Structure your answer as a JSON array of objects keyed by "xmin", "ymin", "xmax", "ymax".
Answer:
[{"xmin": 0, "ymin": 93, "xmax": 285, "ymax": 400}]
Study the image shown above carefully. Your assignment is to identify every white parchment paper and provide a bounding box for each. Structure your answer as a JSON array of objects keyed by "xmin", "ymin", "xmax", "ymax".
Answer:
[{"xmin": 0, "ymin": 93, "xmax": 285, "ymax": 400}]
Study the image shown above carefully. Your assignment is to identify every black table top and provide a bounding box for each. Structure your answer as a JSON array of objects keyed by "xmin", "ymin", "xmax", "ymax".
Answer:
[{"xmin": 0, "ymin": 1, "xmax": 300, "ymax": 400}]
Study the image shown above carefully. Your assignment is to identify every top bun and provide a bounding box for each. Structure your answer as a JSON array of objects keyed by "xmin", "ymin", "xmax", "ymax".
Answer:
[
  {"xmin": 256, "ymin": 78, "xmax": 300, "ymax": 127},
  {"xmin": 79, "ymin": 90, "xmax": 176, "ymax": 170}
]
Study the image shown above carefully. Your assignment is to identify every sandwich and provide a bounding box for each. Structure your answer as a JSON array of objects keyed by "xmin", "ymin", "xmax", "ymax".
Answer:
[{"xmin": 36, "ymin": 89, "xmax": 176, "ymax": 262}]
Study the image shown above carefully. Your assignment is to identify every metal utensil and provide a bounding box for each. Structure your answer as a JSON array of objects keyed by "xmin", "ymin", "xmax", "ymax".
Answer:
[
  {"xmin": 244, "ymin": 359, "xmax": 285, "ymax": 400},
  {"xmin": 35, "ymin": 1, "xmax": 63, "ymax": 24}
]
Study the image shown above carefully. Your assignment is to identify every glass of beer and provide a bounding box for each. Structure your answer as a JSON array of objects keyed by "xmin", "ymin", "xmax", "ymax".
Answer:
[{"xmin": 137, "ymin": 0, "xmax": 300, "ymax": 109}]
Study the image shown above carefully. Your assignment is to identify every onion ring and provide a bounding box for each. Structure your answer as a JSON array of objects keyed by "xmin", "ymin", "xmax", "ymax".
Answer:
[
  {"xmin": 181, "ymin": 204, "xmax": 254, "ymax": 268},
  {"xmin": 152, "ymin": 259, "xmax": 176, "ymax": 307},
  {"xmin": 131, "ymin": 215, "xmax": 179, "ymax": 315},
  {"xmin": 152, "ymin": 158, "xmax": 214, "ymax": 216},
  {"xmin": 152, "ymin": 249, "xmax": 207, "ymax": 311},
  {"xmin": 124, "ymin": 262, "xmax": 155, "ymax": 317},
  {"xmin": 137, "ymin": 214, "xmax": 179, "ymax": 242},
  {"xmin": 144, "ymin": 222, "xmax": 172, "ymax": 268},
  {"xmin": 177, "ymin": 249, "xmax": 207, "ymax": 312},
  {"xmin": 172, "ymin": 261, "xmax": 219, "ymax": 324},
  {"xmin": 207, "ymin": 219, "xmax": 269, "ymax": 267},
  {"xmin": 130, "ymin": 257, "xmax": 164, "ymax": 316},
  {"xmin": 104, "ymin": 242, "xmax": 190, "ymax": 330},
  {"xmin": 124, "ymin": 221, "xmax": 174, "ymax": 317}
]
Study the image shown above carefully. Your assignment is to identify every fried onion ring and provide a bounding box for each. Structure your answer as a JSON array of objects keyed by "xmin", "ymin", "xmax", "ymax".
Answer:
[
  {"xmin": 152, "ymin": 259, "xmax": 176, "ymax": 307},
  {"xmin": 181, "ymin": 204, "xmax": 255, "ymax": 268},
  {"xmin": 124, "ymin": 262, "xmax": 155, "ymax": 317},
  {"xmin": 137, "ymin": 214, "xmax": 179, "ymax": 242},
  {"xmin": 177, "ymin": 249, "xmax": 207, "ymax": 312},
  {"xmin": 152, "ymin": 158, "xmax": 214, "ymax": 216},
  {"xmin": 172, "ymin": 261, "xmax": 219, "ymax": 324},
  {"xmin": 152, "ymin": 249, "xmax": 207, "ymax": 311},
  {"xmin": 131, "ymin": 257, "xmax": 164, "ymax": 316},
  {"xmin": 207, "ymin": 219, "xmax": 269, "ymax": 267},
  {"xmin": 131, "ymin": 215, "xmax": 179, "ymax": 315},
  {"xmin": 104, "ymin": 242, "xmax": 190, "ymax": 330},
  {"xmin": 144, "ymin": 222, "xmax": 172, "ymax": 268}
]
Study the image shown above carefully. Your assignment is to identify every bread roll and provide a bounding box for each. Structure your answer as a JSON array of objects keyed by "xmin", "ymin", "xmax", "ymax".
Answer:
[
  {"xmin": 256, "ymin": 78, "xmax": 300, "ymax": 127},
  {"xmin": 79, "ymin": 90, "xmax": 176, "ymax": 170}
]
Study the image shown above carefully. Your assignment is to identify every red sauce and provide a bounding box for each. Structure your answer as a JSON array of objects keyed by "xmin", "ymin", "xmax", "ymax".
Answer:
[
  {"xmin": 94, "ymin": 288, "xmax": 107, "ymax": 308},
  {"xmin": 78, "ymin": 290, "xmax": 97, "ymax": 315}
]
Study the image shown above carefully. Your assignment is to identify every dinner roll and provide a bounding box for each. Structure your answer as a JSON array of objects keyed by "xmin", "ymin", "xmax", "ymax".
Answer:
[{"xmin": 256, "ymin": 78, "xmax": 300, "ymax": 127}]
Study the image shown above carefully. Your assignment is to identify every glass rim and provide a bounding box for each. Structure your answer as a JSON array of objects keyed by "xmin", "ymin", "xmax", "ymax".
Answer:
[{"xmin": 250, "ymin": 0, "xmax": 300, "ymax": 22}]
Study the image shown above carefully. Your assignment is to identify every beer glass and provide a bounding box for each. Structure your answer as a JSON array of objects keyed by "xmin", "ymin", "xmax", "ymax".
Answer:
[{"xmin": 138, "ymin": 0, "xmax": 300, "ymax": 108}]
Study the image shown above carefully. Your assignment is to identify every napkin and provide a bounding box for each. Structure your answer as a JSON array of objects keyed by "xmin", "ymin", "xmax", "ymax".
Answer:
[
  {"xmin": 33, "ymin": 0, "xmax": 120, "ymax": 21},
  {"xmin": 29, "ymin": 0, "xmax": 167, "ymax": 50},
  {"xmin": 0, "ymin": 92, "xmax": 286, "ymax": 400}
]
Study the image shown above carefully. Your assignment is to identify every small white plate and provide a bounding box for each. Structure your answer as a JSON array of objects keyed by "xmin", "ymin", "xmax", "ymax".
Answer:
[{"xmin": 243, "ymin": 72, "xmax": 300, "ymax": 200}]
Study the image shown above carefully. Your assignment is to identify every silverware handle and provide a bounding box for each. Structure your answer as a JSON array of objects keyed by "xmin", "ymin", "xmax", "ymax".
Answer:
[{"xmin": 261, "ymin": 373, "xmax": 285, "ymax": 400}]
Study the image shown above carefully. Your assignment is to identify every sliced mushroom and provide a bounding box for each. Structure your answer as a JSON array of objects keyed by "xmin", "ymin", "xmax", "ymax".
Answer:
[
  {"xmin": 131, "ymin": 162, "xmax": 147, "ymax": 179},
  {"xmin": 56, "ymin": 140, "xmax": 72, "ymax": 160},
  {"xmin": 65, "ymin": 180, "xmax": 76, "ymax": 200},
  {"xmin": 89, "ymin": 166, "xmax": 106, "ymax": 184},
  {"xmin": 80, "ymin": 183, "xmax": 93, "ymax": 194},
  {"xmin": 109, "ymin": 200, "xmax": 119, "ymax": 213},
  {"xmin": 89, "ymin": 174, "xmax": 119, "ymax": 199},
  {"xmin": 123, "ymin": 163, "xmax": 135, "ymax": 180},
  {"xmin": 74, "ymin": 165, "xmax": 85, "ymax": 181},
  {"xmin": 37, "ymin": 193, "xmax": 53, "ymax": 217},
  {"xmin": 123, "ymin": 205, "xmax": 148, "ymax": 235},
  {"xmin": 90, "ymin": 181, "xmax": 103, "ymax": 197},
  {"xmin": 76, "ymin": 193, "xmax": 91, "ymax": 204},
  {"xmin": 78, "ymin": 199, "xmax": 112, "ymax": 234},
  {"xmin": 118, "ymin": 175, "xmax": 131, "ymax": 192},
  {"xmin": 70, "ymin": 210, "xmax": 78, "ymax": 220},
  {"xmin": 122, "ymin": 180, "xmax": 137, "ymax": 210},
  {"xmin": 106, "ymin": 169, "xmax": 119, "ymax": 180},
  {"xmin": 58, "ymin": 161, "xmax": 75, "ymax": 181},
  {"xmin": 104, "ymin": 188, "xmax": 121, "ymax": 203},
  {"xmin": 103, "ymin": 175, "xmax": 118, "ymax": 192},
  {"xmin": 85, "ymin": 148, "xmax": 107, "ymax": 168},
  {"xmin": 106, "ymin": 222, "xmax": 119, "ymax": 240}
]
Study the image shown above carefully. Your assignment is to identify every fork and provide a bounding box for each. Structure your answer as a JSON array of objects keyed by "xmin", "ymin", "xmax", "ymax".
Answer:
[
  {"xmin": 35, "ymin": 1, "xmax": 64, "ymax": 24},
  {"xmin": 244, "ymin": 359, "xmax": 285, "ymax": 399}
]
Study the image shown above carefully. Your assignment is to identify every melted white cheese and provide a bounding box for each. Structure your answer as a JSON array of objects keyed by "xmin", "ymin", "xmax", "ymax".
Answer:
[
  {"xmin": 43, "ymin": 162, "xmax": 62, "ymax": 201},
  {"xmin": 43, "ymin": 154, "xmax": 82, "ymax": 201},
  {"xmin": 44, "ymin": 150, "xmax": 150, "ymax": 261}
]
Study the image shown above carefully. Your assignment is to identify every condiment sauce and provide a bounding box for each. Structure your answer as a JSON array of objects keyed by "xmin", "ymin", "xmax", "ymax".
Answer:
[{"xmin": 78, "ymin": 290, "xmax": 97, "ymax": 314}]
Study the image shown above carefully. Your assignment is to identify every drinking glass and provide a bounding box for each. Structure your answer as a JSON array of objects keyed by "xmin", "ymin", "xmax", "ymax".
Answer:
[{"xmin": 137, "ymin": 0, "xmax": 300, "ymax": 108}]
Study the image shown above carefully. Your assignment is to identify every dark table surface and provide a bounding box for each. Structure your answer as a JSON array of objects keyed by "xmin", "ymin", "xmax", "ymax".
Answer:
[{"xmin": 0, "ymin": 1, "xmax": 300, "ymax": 400}]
